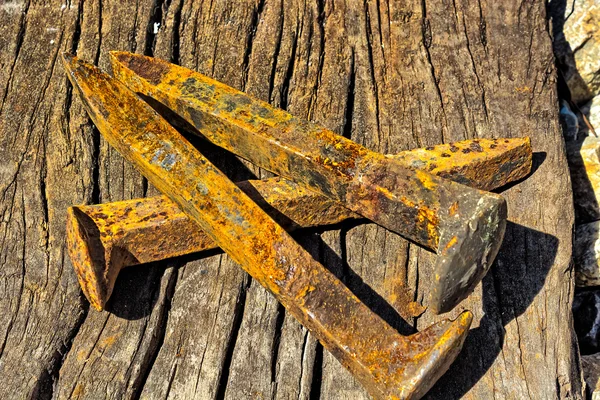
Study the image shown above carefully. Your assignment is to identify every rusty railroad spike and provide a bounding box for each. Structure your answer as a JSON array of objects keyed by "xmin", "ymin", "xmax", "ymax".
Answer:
[
  {"xmin": 67, "ymin": 139, "xmax": 531, "ymax": 311},
  {"xmin": 63, "ymin": 53, "xmax": 475, "ymax": 400},
  {"xmin": 109, "ymin": 52, "xmax": 508, "ymax": 314}
]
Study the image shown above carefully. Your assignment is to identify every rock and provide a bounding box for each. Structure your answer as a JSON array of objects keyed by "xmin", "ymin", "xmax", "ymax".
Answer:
[
  {"xmin": 553, "ymin": 0, "xmax": 600, "ymax": 104},
  {"xmin": 582, "ymin": 353, "xmax": 600, "ymax": 398},
  {"xmin": 560, "ymin": 100, "xmax": 580, "ymax": 140},
  {"xmin": 573, "ymin": 291, "xmax": 600, "ymax": 353},
  {"xmin": 579, "ymin": 96, "xmax": 600, "ymax": 135},
  {"xmin": 592, "ymin": 99, "xmax": 600, "ymax": 130},
  {"xmin": 567, "ymin": 137, "xmax": 600, "ymax": 222},
  {"xmin": 575, "ymin": 222, "xmax": 600, "ymax": 286}
]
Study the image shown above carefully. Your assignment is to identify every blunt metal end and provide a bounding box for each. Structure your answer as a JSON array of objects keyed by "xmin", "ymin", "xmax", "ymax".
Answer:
[
  {"xmin": 401, "ymin": 310, "xmax": 473, "ymax": 398},
  {"xmin": 66, "ymin": 207, "xmax": 114, "ymax": 311},
  {"xmin": 360, "ymin": 310, "xmax": 473, "ymax": 399},
  {"xmin": 430, "ymin": 193, "xmax": 507, "ymax": 314},
  {"xmin": 390, "ymin": 137, "xmax": 532, "ymax": 191}
]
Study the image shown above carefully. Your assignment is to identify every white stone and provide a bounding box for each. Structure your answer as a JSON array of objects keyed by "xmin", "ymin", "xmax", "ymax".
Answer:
[
  {"xmin": 592, "ymin": 98, "xmax": 600, "ymax": 130},
  {"xmin": 567, "ymin": 137, "xmax": 600, "ymax": 222},
  {"xmin": 579, "ymin": 96, "xmax": 600, "ymax": 133},
  {"xmin": 561, "ymin": 0, "xmax": 600, "ymax": 103}
]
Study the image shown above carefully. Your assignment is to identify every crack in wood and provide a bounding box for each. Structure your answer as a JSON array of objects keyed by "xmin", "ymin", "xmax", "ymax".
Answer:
[
  {"xmin": 62, "ymin": 0, "xmax": 84, "ymax": 144},
  {"xmin": 145, "ymin": 0, "xmax": 166, "ymax": 57},
  {"xmin": 309, "ymin": 341, "xmax": 323, "ymax": 399},
  {"xmin": 363, "ymin": 0, "xmax": 382, "ymax": 142},
  {"xmin": 131, "ymin": 268, "xmax": 179, "ymax": 400},
  {"xmin": 171, "ymin": 0, "xmax": 183, "ymax": 64},
  {"xmin": 215, "ymin": 275, "xmax": 251, "ymax": 400},
  {"xmin": 459, "ymin": 7, "xmax": 489, "ymax": 123},
  {"xmin": 267, "ymin": 0, "xmax": 285, "ymax": 104},
  {"xmin": 280, "ymin": 28, "xmax": 298, "ymax": 111},
  {"xmin": 241, "ymin": 0, "xmax": 266, "ymax": 92},
  {"xmin": 342, "ymin": 48, "xmax": 355, "ymax": 140},
  {"xmin": 270, "ymin": 303, "xmax": 286, "ymax": 384},
  {"xmin": 420, "ymin": 0, "xmax": 447, "ymax": 143},
  {"xmin": 308, "ymin": 0, "xmax": 326, "ymax": 122},
  {"xmin": 0, "ymin": 0, "xmax": 31, "ymax": 117},
  {"xmin": 34, "ymin": 296, "xmax": 89, "ymax": 400},
  {"xmin": 477, "ymin": 0, "xmax": 487, "ymax": 49}
]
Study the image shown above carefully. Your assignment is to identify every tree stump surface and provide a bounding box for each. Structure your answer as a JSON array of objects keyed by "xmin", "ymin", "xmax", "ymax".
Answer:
[{"xmin": 0, "ymin": 0, "xmax": 583, "ymax": 398}]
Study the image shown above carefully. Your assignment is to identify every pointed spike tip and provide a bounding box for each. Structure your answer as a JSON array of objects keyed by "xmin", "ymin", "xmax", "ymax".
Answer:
[
  {"xmin": 108, "ymin": 50, "xmax": 129, "ymax": 67},
  {"xmin": 61, "ymin": 52, "xmax": 82, "ymax": 79},
  {"xmin": 61, "ymin": 52, "xmax": 77, "ymax": 65},
  {"xmin": 109, "ymin": 51, "xmax": 172, "ymax": 87}
]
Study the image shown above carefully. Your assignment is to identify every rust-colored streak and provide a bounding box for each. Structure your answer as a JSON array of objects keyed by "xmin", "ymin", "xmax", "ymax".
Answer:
[
  {"xmin": 63, "ymin": 53, "xmax": 473, "ymax": 400},
  {"xmin": 66, "ymin": 138, "xmax": 530, "ymax": 311},
  {"xmin": 109, "ymin": 52, "xmax": 509, "ymax": 314}
]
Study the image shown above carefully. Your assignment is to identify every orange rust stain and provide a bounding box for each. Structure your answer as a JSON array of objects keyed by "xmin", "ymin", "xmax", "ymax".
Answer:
[
  {"xmin": 444, "ymin": 236, "xmax": 458, "ymax": 250},
  {"xmin": 515, "ymin": 86, "xmax": 533, "ymax": 93},
  {"xmin": 400, "ymin": 196, "xmax": 416, "ymax": 208},
  {"xmin": 100, "ymin": 335, "xmax": 118, "ymax": 348},
  {"xmin": 72, "ymin": 384, "xmax": 85, "ymax": 397},
  {"xmin": 417, "ymin": 205, "xmax": 440, "ymax": 247},
  {"xmin": 448, "ymin": 201, "xmax": 459, "ymax": 216}
]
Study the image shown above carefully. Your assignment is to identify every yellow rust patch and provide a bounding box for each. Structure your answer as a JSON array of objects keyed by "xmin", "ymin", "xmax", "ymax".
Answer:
[
  {"xmin": 100, "ymin": 335, "xmax": 118, "ymax": 348},
  {"xmin": 415, "ymin": 169, "xmax": 438, "ymax": 191},
  {"xmin": 417, "ymin": 204, "xmax": 440, "ymax": 247},
  {"xmin": 72, "ymin": 384, "xmax": 85, "ymax": 397},
  {"xmin": 77, "ymin": 349, "xmax": 89, "ymax": 362},
  {"xmin": 515, "ymin": 86, "xmax": 533, "ymax": 93},
  {"xmin": 295, "ymin": 284, "xmax": 316, "ymax": 300},
  {"xmin": 375, "ymin": 185, "xmax": 397, "ymax": 200}
]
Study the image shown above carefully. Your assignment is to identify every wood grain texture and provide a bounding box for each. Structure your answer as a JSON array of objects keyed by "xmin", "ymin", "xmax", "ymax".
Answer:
[{"xmin": 0, "ymin": 0, "xmax": 582, "ymax": 399}]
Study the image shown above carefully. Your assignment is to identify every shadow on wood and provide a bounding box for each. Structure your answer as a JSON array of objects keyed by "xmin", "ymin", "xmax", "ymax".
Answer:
[
  {"xmin": 427, "ymin": 222, "xmax": 558, "ymax": 398},
  {"xmin": 104, "ymin": 262, "xmax": 165, "ymax": 320},
  {"xmin": 492, "ymin": 152, "xmax": 547, "ymax": 194}
]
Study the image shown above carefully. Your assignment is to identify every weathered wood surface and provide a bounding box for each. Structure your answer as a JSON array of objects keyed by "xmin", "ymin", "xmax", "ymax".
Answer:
[{"xmin": 0, "ymin": 0, "xmax": 582, "ymax": 398}]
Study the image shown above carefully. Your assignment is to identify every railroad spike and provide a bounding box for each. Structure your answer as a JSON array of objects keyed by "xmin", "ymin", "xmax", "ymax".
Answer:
[
  {"xmin": 109, "ymin": 52, "xmax": 509, "ymax": 314},
  {"xmin": 63, "ymin": 53, "xmax": 474, "ymax": 400},
  {"xmin": 66, "ymin": 138, "xmax": 531, "ymax": 312}
]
